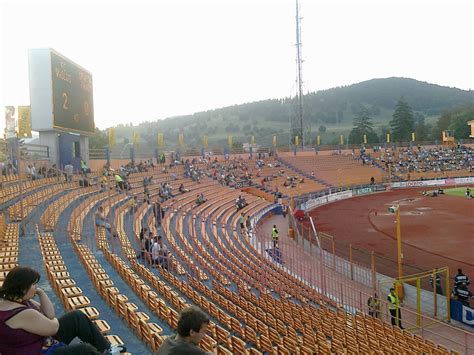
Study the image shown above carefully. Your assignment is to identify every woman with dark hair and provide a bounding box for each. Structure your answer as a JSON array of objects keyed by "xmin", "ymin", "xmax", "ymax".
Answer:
[{"xmin": 0, "ymin": 266, "xmax": 125, "ymax": 354}]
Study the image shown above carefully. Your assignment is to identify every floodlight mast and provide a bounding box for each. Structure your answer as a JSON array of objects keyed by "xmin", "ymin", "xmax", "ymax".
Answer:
[
  {"xmin": 388, "ymin": 204, "xmax": 403, "ymax": 279},
  {"xmin": 295, "ymin": 0, "xmax": 304, "ymax": 150}
]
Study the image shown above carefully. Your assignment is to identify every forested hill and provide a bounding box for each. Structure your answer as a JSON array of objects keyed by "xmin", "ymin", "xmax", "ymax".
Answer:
[
  {"xmin": 110, "ymin": 77, "xmax": 473, "ymax": 148},
  {"xmin": 306, "ymin": 77, "xmax": 472, "ymax": 117}
]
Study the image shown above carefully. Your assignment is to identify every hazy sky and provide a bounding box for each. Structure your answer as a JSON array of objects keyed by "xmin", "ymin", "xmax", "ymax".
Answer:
[{"xmin": 1, "ymin": 0, "xmax": 473, "ymax": 132}]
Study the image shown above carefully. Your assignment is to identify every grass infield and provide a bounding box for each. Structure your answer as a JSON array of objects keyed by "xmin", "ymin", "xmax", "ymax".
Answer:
[{"xmin": 444, "ymin": 186, "xmax": 470, "ymax": 197}]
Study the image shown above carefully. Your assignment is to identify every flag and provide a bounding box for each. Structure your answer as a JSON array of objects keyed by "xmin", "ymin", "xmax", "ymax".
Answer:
[
  {"xmin": 157, "ymin": 133, "xmax": 164, "ymax": 147},
  {"xmin": 133, "ymin": 132, "xmax": 140, "ymax": 147},
  {"xmin": 18, "ymin": 106, "xmax": 32, "ymax": 138},
  {"xmin": 108, "ymin": 127, "xmax": 116, "ymax": 147}
]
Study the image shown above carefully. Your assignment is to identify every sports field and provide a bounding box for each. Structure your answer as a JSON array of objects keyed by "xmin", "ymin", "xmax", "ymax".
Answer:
[
  {"xmin": 310, "ymin": 187, "xmax": 474, "ymax": 283},
  {"xmin": 444, "ymin": 186, "xmax": 470, "ymax": 197}
]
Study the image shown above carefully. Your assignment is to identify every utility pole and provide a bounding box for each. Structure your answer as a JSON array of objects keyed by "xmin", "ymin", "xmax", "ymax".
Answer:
[{"xmin": 295, "ymin": 0, "xmax": 304, "ymax": 150}]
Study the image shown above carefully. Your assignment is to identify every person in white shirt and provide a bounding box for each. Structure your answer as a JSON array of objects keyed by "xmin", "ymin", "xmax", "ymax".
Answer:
[
  {"xmin": 65, "ymin": 162, "xmax": 74, "ymax": 182},
  {"xmin": 31, "ymin": 165, "xmax": 37, "ymax": 180},
  {"xmin": 151, "ymin": 235, "xmax": 169, "ymax": 269},
  {"xmin": 26, "ymin": 165, "xmax": 32, "ymax": 179}
]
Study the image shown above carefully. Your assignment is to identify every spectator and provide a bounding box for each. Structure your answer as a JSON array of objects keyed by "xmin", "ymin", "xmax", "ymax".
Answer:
[
  {"xmin": 80, "ymin": 158, "xmax": 88, "ymax": 176},
  {"xmin": 271, "ymin": 225, "xmax": 279, "ymax": 249},
  {"xmin": 155, "ymin": 306, "xmax": 211, "ymax": 355},
  {"xmin": 196, "ymin": 193, "xmax": 206, "ymax": 206},
  {"xmin": 0, "ymin": 266, "xmax": 125, "ymax": 354},
  {"xmin": 152, "ymin": 236, "xmax": 169, "ymax": 270},
  {"xmin": 64, "ymin": 162, "xmax": 73, "ymax": 182},
  {"xmin": 429, "ymin": 269, "xmax": 443, "ymax": 295},
  {"xmin": 452, "ymin": 283, "xmax": 473, "ymax": 307},
  {"xmin": 245, "ymin": 216, "xmax": 252, "ymax": 236},
  {"xmin": 145, "ymin": 232, "xmax": 154, "ymax": 265},
  {"xmin": 128, "ymin": 196, "xmax": 138, "ymax": 215},
  {"xmin": 139, "ymin": 227, "xmax": 148, "ymax": 260},
  {"xmin": 455, "ymin": 268, "xmax": 470, "ymax": 288},
  {"xmin": 100, "ymin": 174, "xmax": 108, "ymax": 191},
  {"xmin": 94, "ymin": 206, "xmax": 117, "ymax": 238},
  {"xmin": 239, "ymin": 213, "xmax": 245, "ymax": 233},
  {"xmin": 367, "ymin": 293, "xmax": 381, "ymax": 318},
  {"xmin": 114, "ymin": 173, "xmax": 124, "ymax": 190},
  {"xmin": 26, "ymin": 164, "xmax": 33, "ymax": 180}
]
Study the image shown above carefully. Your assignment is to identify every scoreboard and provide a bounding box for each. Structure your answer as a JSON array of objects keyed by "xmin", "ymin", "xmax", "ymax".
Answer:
[
  {"xmin": 29, "ymin": 48, "xmax": 95, "ymax": 135},
  {"xmin": 51, "ymin": 51, "xmax": 94, "ymax": 134}
]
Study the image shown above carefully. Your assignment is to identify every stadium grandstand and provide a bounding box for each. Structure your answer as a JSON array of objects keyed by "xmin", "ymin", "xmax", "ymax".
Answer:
[{"xmin": 1, "ymin": 138, "xmax": 473, "ymax": 354}]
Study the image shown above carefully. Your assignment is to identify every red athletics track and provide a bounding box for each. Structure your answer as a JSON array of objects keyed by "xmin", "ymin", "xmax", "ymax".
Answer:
[{"xmin": 309, "ymin": 188, "xmax": 474, "ymax": 284}]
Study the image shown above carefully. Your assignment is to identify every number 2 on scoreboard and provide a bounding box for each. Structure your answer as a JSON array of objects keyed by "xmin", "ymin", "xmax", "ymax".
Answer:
[{"xmin": 62, "ymin": 92, "xmax": 68, "ymax": 110}]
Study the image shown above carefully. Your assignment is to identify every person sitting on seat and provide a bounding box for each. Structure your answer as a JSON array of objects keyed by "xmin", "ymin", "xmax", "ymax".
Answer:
[
  {"xmin": 152, "ymin": 235, "xmax": 169, "ymax": 270},
  {"xmin": 196, "ymin": 193, "xmax": 206, "ymax": 205},
  {"xmin": 94, "ymin": 206, "xmax": 118, "ymax": 238},
  {"xmin": 0, "ymin": 266, "xmax": 126, "ymax": 354},
  {"xmin": 179, "ymin": 184, "xmax": 189, "ymax": 194},
  {"xmin": 155, "ymin": 306, "xmax": 211, "ymax": 355},
  {"xmin": 235, "ymin": 195, "xmax": 248, "ymax": 210}
]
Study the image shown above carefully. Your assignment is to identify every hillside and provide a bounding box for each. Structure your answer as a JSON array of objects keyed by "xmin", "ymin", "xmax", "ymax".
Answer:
[{"xmin": 112, "ymin": 77, "xmax": 473, "ymax": 149}]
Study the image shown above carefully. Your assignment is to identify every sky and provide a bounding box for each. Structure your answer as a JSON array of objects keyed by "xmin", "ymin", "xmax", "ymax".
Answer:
[{"xmin": 1, "ymin": 0, "xmax": 473, "ymax": 133}]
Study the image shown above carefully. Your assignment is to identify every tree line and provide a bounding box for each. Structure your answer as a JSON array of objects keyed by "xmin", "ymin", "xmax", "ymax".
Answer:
[{"xmin": 349, "ymin": 98, "xmax": 473, "ymax": 144}]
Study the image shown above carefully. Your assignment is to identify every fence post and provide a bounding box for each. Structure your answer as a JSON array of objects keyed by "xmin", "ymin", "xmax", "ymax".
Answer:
[
  {"xmin": 370, "ymin": 251, "xmax": 377, "ymax": 293},
  {"xmin": 332, "ymin": 238, "xmax": 336, "ymax": 270},
  {"xmin": 349, "ymin": 243, "xmax": 353, "ymax": 280}
]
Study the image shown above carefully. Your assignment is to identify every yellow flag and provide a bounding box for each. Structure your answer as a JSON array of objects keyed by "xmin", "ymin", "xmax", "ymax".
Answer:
[
  {"xmin": 340, "ymin": 135, "xmax": 344, "ymax": 145},
  {"xmin": 386, "ymin": 133, "xmax": 390, "ymax": 143},
  {"xmin": 178, "ymin": 133, "xmax": 184, "ymax": 146},
  {"xmin": 272, "ymin": 135, "xmax": 277, "ymax": 147},
  {"xmin": 411, "ymin": 132, "xmax": 415, "ymax": 142},
  {"xmin": 108, "ymin": 127, "xmax": 116, "ymax": 147},
  {"xmin": 295, "ymin": 136, "xmax": 299, "ymax": 146},
  {"xmin": 157, "ymin": 133, "xmax": 164, "ymax": 147},
  {"xmin": 227, "ymin": 135, "xmax": 233, "ymax": 148},
  {"xmin": 202, "ymin": 135, "xmax": 208, "ymax": 148},
  {"xmin": 316, "ymin": 135, "xmax": 320, "ymax": 145},
  {"xmin": 18, "ymin": 106, "xmax": 32, "ymax": 138},
  {"xmin": 133, "ymin": 132, "xmax": 140, "ymax": 147},
  {"xmin": 363, "ymin": 134, "xmax": 367, "ymax": 144}
]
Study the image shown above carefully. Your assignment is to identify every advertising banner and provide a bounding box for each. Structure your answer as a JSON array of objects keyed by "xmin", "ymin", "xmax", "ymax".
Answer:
[
  {"xmin": 4, "ymin": 106, "xmax": 16, "ymax": 139},
  {"xmin": 392, "ymin": 177, "xmax": 474, "ymax": 189},
  {"xmin": 450, "ymin": 300, "xmax": 474, "ymax": 328}
]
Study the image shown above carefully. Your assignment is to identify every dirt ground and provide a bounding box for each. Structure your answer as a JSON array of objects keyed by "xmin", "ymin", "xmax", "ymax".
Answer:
[{"xmin": 309, "ymin": 188, "xmax": 474, "ymax": 282}]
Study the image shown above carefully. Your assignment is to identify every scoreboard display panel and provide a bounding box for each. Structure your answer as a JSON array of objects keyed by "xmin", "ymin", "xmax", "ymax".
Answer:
[{"xmin": 51, "ymin": 51, "xmax": 94, "ymax": 134}]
